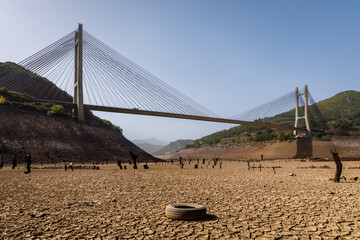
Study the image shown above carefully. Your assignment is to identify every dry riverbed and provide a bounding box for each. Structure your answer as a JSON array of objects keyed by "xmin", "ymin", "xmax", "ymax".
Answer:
[{"xmin": 1, "ymin": 160, "xmax": 360, "ymax": 239}]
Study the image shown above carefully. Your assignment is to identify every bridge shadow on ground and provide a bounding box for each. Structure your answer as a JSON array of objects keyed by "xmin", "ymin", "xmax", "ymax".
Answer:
[{"xmin": 293, "ymin": 138, "xmax": 313, "ymax": 159}]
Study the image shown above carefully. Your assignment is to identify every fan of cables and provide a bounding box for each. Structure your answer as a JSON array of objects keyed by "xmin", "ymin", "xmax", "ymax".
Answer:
[{"xmin": 1, "ymin": 28, "xmax": 218, "ymax": 118}]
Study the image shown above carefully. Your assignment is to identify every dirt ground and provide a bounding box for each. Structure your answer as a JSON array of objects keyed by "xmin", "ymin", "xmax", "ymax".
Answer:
[
  {"xmin": 1, "ymin": 160, "xmax": 360, "ymax": 239},
  {"xmin": 159, "ymin": 138, "xmax": 360, "ymax": 161}
]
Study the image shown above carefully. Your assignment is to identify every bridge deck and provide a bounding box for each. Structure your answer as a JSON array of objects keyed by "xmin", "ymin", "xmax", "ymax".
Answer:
[{"xmin": 38, "ymin": 99, "xmax": 310, "ymax": 132}]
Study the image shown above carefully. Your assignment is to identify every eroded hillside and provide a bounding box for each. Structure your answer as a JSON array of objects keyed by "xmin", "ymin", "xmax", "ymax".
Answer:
[{"xmin": 0, "ymin": 90, "xmax": 158, "ymax": 163}]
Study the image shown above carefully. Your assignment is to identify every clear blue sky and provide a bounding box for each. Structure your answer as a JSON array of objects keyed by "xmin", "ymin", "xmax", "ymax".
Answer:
[{"xmin": 0, "ymin": 0, "xmax": 359, "ymax": 143}]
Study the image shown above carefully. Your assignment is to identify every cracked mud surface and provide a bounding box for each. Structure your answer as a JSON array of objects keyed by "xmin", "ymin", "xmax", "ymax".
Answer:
[{"xmin": 1, "ymin": 160, "xmax": 360, "ymax": 239}]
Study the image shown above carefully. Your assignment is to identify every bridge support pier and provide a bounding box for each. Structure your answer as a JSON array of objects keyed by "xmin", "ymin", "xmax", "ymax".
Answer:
[
  {"xmin": 294, "ymin": 85, "xmax": 311, "ymax": 137},
  {"xmin": 73, "ymin": 23, "xmax": 85, "ymax": 121}
]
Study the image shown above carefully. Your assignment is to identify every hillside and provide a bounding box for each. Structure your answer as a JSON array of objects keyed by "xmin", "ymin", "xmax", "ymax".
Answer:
[
  {"xmin": 187, "ymin": 91, "xmax": 360, "ymax": 148},
  {"xmin": 0, "ymin": 62, "xmax": 72, "ymax": 102},
  {"xmin": 161, "ymin": 137, "xmax": 360, "ymax": 161},
  {"xmin": 0, "ymin": 89, "xmax": 159, "ymax": 163},
  {"xmin": 264, "ymin": 90, "xmax": 360, "ymax": 131},
  {"xmin": 154, "ymin": 139, "xmax": 194, "ymax": 155},
  {"xmin": 0, "ymin": 62, "xmax": 160, "ymax": 163}
]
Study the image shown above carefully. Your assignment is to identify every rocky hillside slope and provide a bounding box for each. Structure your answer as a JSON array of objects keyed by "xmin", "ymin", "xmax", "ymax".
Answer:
[
  {"xmin": 0, "ymin": 62, "xmax": 71, "ymax": 102},
  {"xmin": 0, "ymin": 90, "xmax": 159, "ymax": 164},
  {"xmin": 161, "ymin": 137, "xmax": 360, "ymax": 161},
  {"xmin": 159, "ymin": 91, "xmax": 360, "ymax": 160},
  {"xmin": 186, "ymin": 91, "xmax": 360, "ymax": 148}
]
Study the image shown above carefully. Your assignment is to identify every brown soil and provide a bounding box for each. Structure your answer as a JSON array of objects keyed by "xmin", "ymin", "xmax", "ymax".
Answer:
[
  {"xmin": 0, "ymin": 104, "xmax": 158, "ymax": 163},
  {"xmin": 1, "ymin": 161, "xmax": 359, "ymax": 239},
  {"xmin": 159, "ymin": 137, "xmax": 360, "ymax": 161}
]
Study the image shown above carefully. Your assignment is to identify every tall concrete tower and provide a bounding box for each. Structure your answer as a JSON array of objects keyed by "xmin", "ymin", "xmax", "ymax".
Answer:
[
  {"xmin": 294, "ymin": 85, "xmax": 311, "ymax": 136},
  {"xmin": 73, "ymin": 23, "xmax": 85, "ymax": 121}
]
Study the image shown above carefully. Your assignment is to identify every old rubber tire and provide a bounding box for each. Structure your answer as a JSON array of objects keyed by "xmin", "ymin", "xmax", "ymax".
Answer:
[{"xmin": 165, "ymin": 203, "xmax": 206, "ymax": 220}]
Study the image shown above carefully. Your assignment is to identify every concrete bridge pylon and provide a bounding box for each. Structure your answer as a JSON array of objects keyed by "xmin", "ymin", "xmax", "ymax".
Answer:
[
  {"xmin": 73, "ymin": 23, "xmax": 85, "ymax": 121},
  {"xmin": 294, "ymin": 85, "xmax": 311, "ymax": 137}
]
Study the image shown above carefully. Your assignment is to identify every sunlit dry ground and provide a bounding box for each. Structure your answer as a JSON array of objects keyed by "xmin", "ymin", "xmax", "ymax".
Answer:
[{"xmin": 1, "ymin": 160, "xmax": 360, "ymax": 239}]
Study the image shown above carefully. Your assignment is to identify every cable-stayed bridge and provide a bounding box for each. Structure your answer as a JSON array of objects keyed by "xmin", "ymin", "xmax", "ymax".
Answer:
[{"xmin": 0, "ymin": 24, "xmax": 322, "ymax": 134}]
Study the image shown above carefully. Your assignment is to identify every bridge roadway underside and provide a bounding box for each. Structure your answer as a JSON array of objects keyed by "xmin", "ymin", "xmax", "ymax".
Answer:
[{"xmin": 37, "ymin": 99, "xmax": 308, "ymax": 132}]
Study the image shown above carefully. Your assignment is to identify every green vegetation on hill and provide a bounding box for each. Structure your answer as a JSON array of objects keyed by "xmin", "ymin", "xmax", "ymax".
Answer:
[
  {"xmin": 0, "ymin": 62, "xmax": 123, "ymax": 133},
  {"xmin": 0, "ymin": 62, "xmax": 124, "ymax": 136},
  {"xmin": 187, "ymin": 91, "xmax": 360, "ymax": 148},
  {"xmin": 0, "ymin": 62, "xmax": 72, "ymax": 101},
  {"xmin": 262, "ymin": 91, "xmax": 360, "ymax": 131},
  {"xmin": 0, "ymin": 87, "xmax": 123, "ymax": 134},
  {"xmin": 187, "ymin": 125, "xmax": 294, "ymax": 148}
]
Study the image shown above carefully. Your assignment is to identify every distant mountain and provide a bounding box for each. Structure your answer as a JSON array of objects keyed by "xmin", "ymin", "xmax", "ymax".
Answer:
[
  {"xmin": 134, "ymin": 143, "xmax": 165, "ymax": 154},
  {"xmin": 132, "ymin": 138, "xmax": 169, "ymax": 154},
  {"xmin": 133, "ymin": 138, "xmax": 168, "ymax": 146},
  {"xmin": 155, "ymin": 139, "xmax": 194, "ymax": 156},
  {"xmin": 187, "ymin": 90, "xmax": 360, "ymax": 148}
]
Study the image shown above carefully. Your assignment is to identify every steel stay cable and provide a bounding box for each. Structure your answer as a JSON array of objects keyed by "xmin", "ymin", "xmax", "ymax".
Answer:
[
  {"xmin": 85, "ymin": 50, "xmax": 158, "ymax": 111},
  {"xmin": 84, "ymin": 39, "xmax": 207, "ymax": 116},
  {"xmin": 24, "ymin": 41, "xmax": 74, "ymax": 77},
  {"xmin": 83, "ymin": 50, "xmax": 138, "ymax": 108},
  {"xmin": 83, "ymin": 57, "xmax": 102, "ymax": 105},
  {"xmin": 19, "ymin": 31, "xmax": 75, "ymax": 65},
  {"xmin": 233, "ymin": 91, "xmax": 295, "ymax": 119},
  {"xmin": 83, "ymin": 46, "xmax": 174, "ymax": 112},
  {"xmin": 84, "ymin": 53, "xmax": 115, "ymax": 106},
  {"xmin": 83, "ymin": 38, "xmax": 188, "ymax": 114},
  {"xmin": 83, "ymin": 31, "xmax": 217, "ymax": 116},
  {"xmin": 83, "ymin": 46, "xmax": 133, "ymax": 107},
  {"xmin": 42, "ymin": 53, "xmax": 74, "ymax": 100},
  {"xmin": 83, "ymin": 47, "xmax": 137, "ymax": 107},
  {"xmin": 35, "ymin": 50, "xmax": 74, "ymax": 100},
  {"xmin": 84, "ymin": 31, "xmax": 216, "ymax": 117},
  {"xmin": 231, "ymin": 91, "xmax": 295, "ymax": 121},
  {"xmin": 21, "ymin": 37, "xmax": 75, "ymax": 74},
  {"xmin": 19, "ymin": 32, "xmax": 75, "ymax": 69}
]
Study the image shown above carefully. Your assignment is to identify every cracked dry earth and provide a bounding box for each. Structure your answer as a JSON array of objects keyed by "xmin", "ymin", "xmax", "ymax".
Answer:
[{"xmin": 1, "ymin": 160, "xmax": 360, "ymax": 239}]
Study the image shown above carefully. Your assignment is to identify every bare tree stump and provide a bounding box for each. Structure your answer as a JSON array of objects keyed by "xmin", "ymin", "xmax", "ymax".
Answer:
[
  {"xmin": 129, "ymin": 151, "xmax": 138, "ymax": 169},
  {"xmin": 143, "ymin": 159, "xmax": 149, "ymax": 169},
  {"xmin": 179, "ymin": 157, "xmax": 184, "ymax": 169},
  {"xmin": 0, "ymin": 155, "xmax": 4, "ymax": 169},
  {"xmin": 331, "ymin": 149, "xmax": 342, "ymax": 183},
  {"xmin": 117, "ymin": 160, "xmax": 122, "ymax": 170},
  {"xmin": 212, "ymin": 158, "xmax": 220, "ymax": 168}
]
